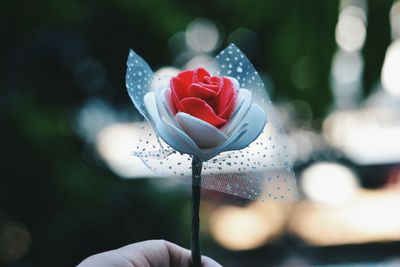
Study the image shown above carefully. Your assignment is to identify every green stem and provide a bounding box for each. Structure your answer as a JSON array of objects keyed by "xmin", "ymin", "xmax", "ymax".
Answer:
[{"xmin": 191, "ymin": 157, "xmax": 203, "ymax": 267}]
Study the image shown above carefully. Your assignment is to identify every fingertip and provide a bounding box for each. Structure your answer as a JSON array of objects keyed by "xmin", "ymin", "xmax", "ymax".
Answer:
[
  {"xmin": 163, "ymin": 240, "xmax": 223, "ymax": 266},
  {"xmin": 202, "ymin": 255, "xmax": 223, "ymax": 267}
]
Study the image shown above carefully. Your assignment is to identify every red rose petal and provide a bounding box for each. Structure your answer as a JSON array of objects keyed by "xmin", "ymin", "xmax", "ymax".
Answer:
[
  {"xmin": 189, "ymin": 84, "xmax": 217, "ymax": 100},
  {"xmin": 198, "ymin": 82, "xmax": 219, "ymax": 92},
  {"xmin": 195, "ymin": 68, "xmax": 211, "ymax": 83},
  {"xmin": 211, "ymin": 77, "xmax": 236, "ymax": 114},
  {"xmin": 177, "ymin": 70, "xmax": 195, "ymax": 87},
  {"xmin": 218, "ymin": 90, "xmax": 237, "ymax": 119},
  {"xmin": 210, "ymin": 76, "xmax": 222, "ymax": 84},
  {"xmin": 170, "ymin": 77, "xmax": 189, "ymax": 99},
  {"xmin": 170, "ymin": 87, "xmax": 187, "ymax": 114},
  {"xmin": 201, "ymin": 76, "xmax": 222, "ymax": 90},
  {"xmin": 180, "ymin": 97, "xmax": 226, "ymax": 128}
]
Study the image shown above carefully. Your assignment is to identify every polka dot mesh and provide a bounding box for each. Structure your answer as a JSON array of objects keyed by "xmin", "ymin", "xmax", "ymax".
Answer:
[
  {"xmin": 125, "ymin": 44, "xmax": 298, "ymax": 201},
  {"xmin": 126, "ymin": 50, "xmax": 153, "ymax": 121}
]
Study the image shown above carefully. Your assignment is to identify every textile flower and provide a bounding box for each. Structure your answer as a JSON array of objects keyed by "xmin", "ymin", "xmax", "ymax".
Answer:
[
  {"xmin": 125, "ymin": 44, "xmax": 296, "ymax": 202},
  {"xmin": 143, "ymin": 67, "xmax": 266, "ymax": 161}
]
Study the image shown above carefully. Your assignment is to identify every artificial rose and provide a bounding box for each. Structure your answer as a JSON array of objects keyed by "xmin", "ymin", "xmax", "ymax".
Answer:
[
  {"xmin": 143, "ymin": 68, "xmax": 266, "ymax": 162},
  {"xmin": 170, "ymin": 68, "xmax": 237, "ymax": 128}
]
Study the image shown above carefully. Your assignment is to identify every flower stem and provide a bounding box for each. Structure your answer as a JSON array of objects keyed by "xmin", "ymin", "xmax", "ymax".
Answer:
[{"xmin": 191, "ymin": 157, "xmax": 203, "ymax": 267}]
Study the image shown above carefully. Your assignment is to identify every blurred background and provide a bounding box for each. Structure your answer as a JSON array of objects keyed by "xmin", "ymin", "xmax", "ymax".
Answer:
[{"xmin": 2, "ymin": 0, "xmax": 400, "ymax": 266}]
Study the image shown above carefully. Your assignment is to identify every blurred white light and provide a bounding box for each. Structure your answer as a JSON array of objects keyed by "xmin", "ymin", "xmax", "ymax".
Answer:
[
  {"xmin": 151, "ymin": 67, "xmax": 180, "ymax": 91},
  {"xmin": 209, "ymin": 206, "xmax": 270, "ymax": 250},
  {"xmin": 184, "ymin": 55, "xmax": 216, "ymax": 73},
  {"xmin": 96, "ymin": 122, "xmax": 154, "ymax": 178},
  {"xmin": 364, "ymin": 85, "xmax": 400, "ymax": 107},
  {"xmin": 74, "ymin": 99, "xmax": 116, "ymax": 142},
  {"xmin": 339, "ymin": 1, "xmax": 367, "ymax": 20},
  {"xmin": 390, "ymin": 1, "xmax": 400, "ymax": 39},
  {"xmin": 301, "ymin": 162, "xmax": 358, "ymax": 206},
  {"xmin": 331, "ymin": 50, "xmax": 363, "ymax": 108},
  {"xmin": 324, "ymin": 108, "xmax": 400, "ymax": 164},
  {"xmin": 335, "ymin": 6, "xmax": 367, "ymax": 52},
  {"xmin": 209, "ymin": 202, "xmax": 289, "ymax": 250},
  {"xmin": 289, "ymin": 189, "xmax": 400, "ymax": 246},
  {"xmin": 185, "ymin": 18, "xmax": 220, "ymax": 53},
  {"xmin": 381, "ymin": 40, "xmax": 400, "ymax": 96},
  {"xmin": 332, "ymin": 50, "xmax": 363, "ymax": 84},
  {"xmin": 287, "ymin": 130, "xmax": 322, "ymax": 163}
]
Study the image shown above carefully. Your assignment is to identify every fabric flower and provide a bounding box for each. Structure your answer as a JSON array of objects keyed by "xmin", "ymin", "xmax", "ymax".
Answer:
[
  {"xmin": 143, "ymin": 67, "xmax": 266, "ymax": 161},
  {"xmin": 170, "ymin": 68, "xmax": 237, "ymax": 128},
  {"xmin": 126, "ymin": 44, "xmax": 297, "ymax": 201}
]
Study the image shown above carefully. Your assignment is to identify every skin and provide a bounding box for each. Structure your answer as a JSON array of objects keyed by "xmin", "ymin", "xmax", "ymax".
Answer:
[{"xmin": 77, "ymin": 240, "xmax": 222, "ymax": 267}]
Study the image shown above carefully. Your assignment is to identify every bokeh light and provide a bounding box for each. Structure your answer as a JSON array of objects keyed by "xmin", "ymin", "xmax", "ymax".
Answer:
[
  {"xmin": 151, "ymin": 66, "xmax": 180, "ymax": 90},
  {"xmin": 290, "ymin": 189, "xmax": 400, "ymax": 246},
  {"xmin": 331, "ymin": 0, "xmax": 367, "ymax": 109},
  {"xmin": 96, "ymin": 122, "xmax": 154, "ymax": 178},
  {"xmin": 335, "ymin": 3, "xmax": 367, "ymax": 52},
  {"xmin": 74, "ymin": 98, "xmax": 117, "ymax": 142},
  {"xmin": 209, "ymin": 205, "xmax": 271, "ymax": 250},
  {"xmin": 185, "ymin": 18, "xmax": 221, "ymax": 53},
  {"xmin": 301, "ymin": 162, "xmax": 359, "ymax": 206},
  {"xmin": 0, "ymin": 222, "xmax": 31, "ymax": 264},
  {"xmin": 209, "ymin": 202, "xmax": 290, "ymax": 250},
  {"xmin": 331, "ymin": 50, "xmax": 363, "ymax": 85},
  {"xmin": 323, "ymin": 108, "xmax": 400, "ymax": 164},
  {"xmin": 330, "ymin": 50, "xmax": 364, "ymax": 108},
  {"xmin": 287, "ymin": 129, "xmax": 322, "ymax": 163},
  {"xmin": 390, "ymin": 1, "xmax": 400, "ymax": 39},
  {"xmin": 184, "ymin": 55, "xmax": 215, "ymax": 72},
  {"xmin": 381, "ymin": 40, "xmax": 400, "ymax": 96}
]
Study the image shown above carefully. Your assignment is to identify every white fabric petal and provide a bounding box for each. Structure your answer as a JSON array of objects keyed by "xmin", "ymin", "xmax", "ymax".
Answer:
[
  {"xmin": 159, "ymin": 114, "xmax": 248, "ymax": 162},
  {"xmin": 225, "ymin": 103, "xmax": 266, "ymax": 151},
  {"xmin": 160, "ymin": 116, "xmax": 205, "ymax": 158},
  {"xmin": 200, "ymin": 122, "xmax": 249, "ymax": 160},
  {"xmin": 156, "ymin": 120, "xmax": 198, "ymax": 155},
  {"xmin": 144, "ymin": 92, "xmax": 161, "ymax": 126},
  {"xmin": 144, "ymin": 92, "xmax": 198, "ymax": 155},
  {"xmin": 155, "ymin": 87, "xmax": 176, "ymax": 124},
  {"xmin": 221, "ymin": 89, "xmax": 252, "ymax": 136},
  {"xmin": 175, "ymin": 112, "xmax": 228, "ymax": 149}
]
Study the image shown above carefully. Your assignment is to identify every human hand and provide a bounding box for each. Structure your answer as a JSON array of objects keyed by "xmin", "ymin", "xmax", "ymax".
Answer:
[{"xmin": 77, "ymin": 239, "xmax": 222, "ymax": 267}]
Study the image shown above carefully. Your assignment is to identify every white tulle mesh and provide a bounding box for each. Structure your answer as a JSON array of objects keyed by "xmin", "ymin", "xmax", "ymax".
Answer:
[{"xmin": 125, "ymin": 44, "xmax": 298, "ymax": 201}]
